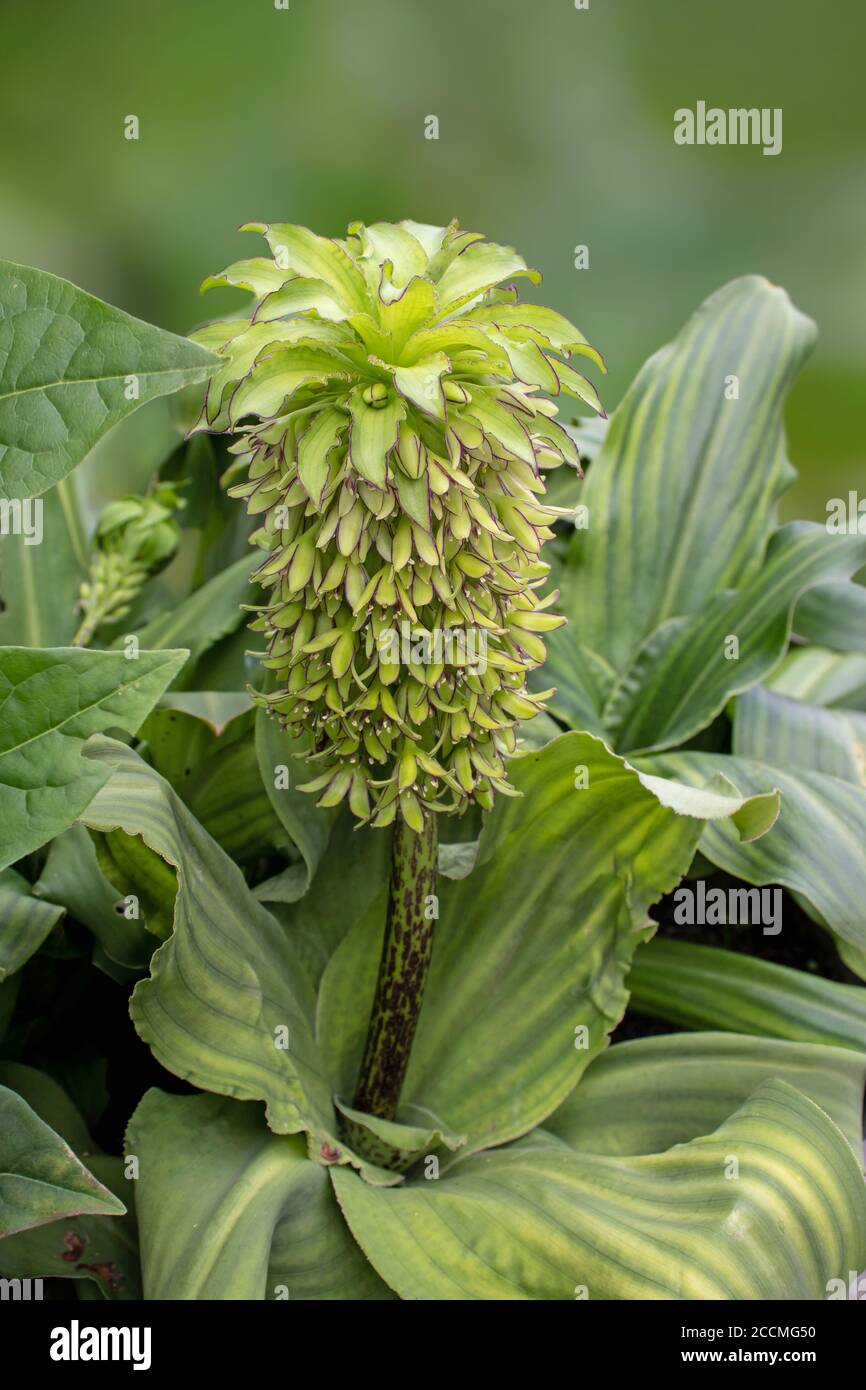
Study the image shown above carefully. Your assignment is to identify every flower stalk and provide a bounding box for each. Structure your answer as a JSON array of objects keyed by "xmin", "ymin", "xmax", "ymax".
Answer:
[{"xmin": 352, "ymin": 810, "xmax": 439, "ymax": 1121}]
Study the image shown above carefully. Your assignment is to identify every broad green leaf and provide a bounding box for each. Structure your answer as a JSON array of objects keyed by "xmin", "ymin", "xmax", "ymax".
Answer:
[
  {"xmin": 766, "ymin": 645, "xmax": 866, "ymax": 711},
  {"xmin": 185, "ymin": 727, "xmax": 289, "ymax": 866},
  {"xmin": 0, "ymin": 1065, "xmax": 139, "ymax": 1298},
  {"xmin": 0, "ymin": 478, "xmax": 87, "ymax": 645},
  {"xmin": 0, "ymin": 645, "xmax": 187, "ymax": 871},
  {"xmin": 79, "ymin": 739, "xmax": 333, "ymax": 1144},
  {"xmin": 547, "ymin": 1031, "xmax": 866, "ymax": 1157},
  {"xmin": 127, "ymin": 1090, "xmax": 390, "ymax": 1300},
  {"xmin": 734, "ymin": 684, "xmax": 866, "ymax": 784},
  {"xmin": 0, "ymin": 261, "xmax": 216, "ymax": 499},
  {"xmin": 793, "ymin": 581, "xmax": 866, "ymax": 653},
  {"xmin": 151, "ymin": 689, "xmax": 252, "ymax": 737},
  {"xmin": 556, "ymin": 277, "xmax": 815, "ymax": 674},
  {"xmin": 0, "ymin": 1085, "xmax": 124, "ymax": 1239},
  {"xmin": 603, "ymin": 523, "xmax": 866, "ymax": 754},
  {"xmin": 629, "ymin": 939, "xmax": 866, "ymax": 1053},
  {"xmin": 35, "ymin": 824, "xmax": 153, "ymax": 972},
  {"xmin": 0, "ymin": 868, "xmax": 64, "ymax": 980},
  {"xmin": 332, "ymin": 1079, "xmax": 866, "ymax": 1300},
  {"xmin": 255, "ymin": 709, "xmax": 334, "ymax": 899},
  {"xmin": 124, "ymin": 551, "xmax": 258, "ymax": 685},
  {"xmin": 318, "ymin": 732, "xmax": 777, "ymax": 1155},
  {"xmin": 646, "ymin": 750, "xmax": 866, "ymax": 978}
]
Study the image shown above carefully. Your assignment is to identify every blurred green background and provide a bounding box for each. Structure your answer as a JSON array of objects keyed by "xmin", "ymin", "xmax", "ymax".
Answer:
[{"xmin": 1, "ymin": 0, "xmax": 863, "ymax": 519}]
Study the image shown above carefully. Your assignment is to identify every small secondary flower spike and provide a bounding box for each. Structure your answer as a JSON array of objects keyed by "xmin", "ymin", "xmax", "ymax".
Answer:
[
  {"xmin": 194, "ymin": 220, "xmax": 605, "ymax": 827},
  {"xmin": 72, "ymin": 482, "xmax": 184, "ymax": 647}
]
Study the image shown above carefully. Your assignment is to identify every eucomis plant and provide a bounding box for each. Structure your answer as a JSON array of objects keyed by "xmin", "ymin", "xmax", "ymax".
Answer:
[{"xmin": 193, "ymin": 220, "xmax": 605, "ymax": 829}]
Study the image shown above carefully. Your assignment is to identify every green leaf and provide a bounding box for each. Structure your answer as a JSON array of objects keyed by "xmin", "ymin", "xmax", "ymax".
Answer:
[
  {"xmin": 255, "ymin": 708, "xmax": 334, "ymax": 899},
  {"xmin": 0, "ymin": 260, "xmax": 216, "ymax": 499},
  {"xmin": 793, "ymin": 581, "xmax": 866, "ymax": 653},
  {"xmin": 734, "ymin": 684, "xmax": 866, "ymax": 784},
  {"xmin": 547, "ymin": 1031, "xmax": 866, "ymax": 1158},
  {"xmin": 646, "ymin": 750, "xmax": 866, "ymax": 978},
  {"xmin": 317, "ymin": 732, "xmax": 777, "ymax": 1155},
  {"xmin": 0, "ymin": 1065, "xmax": 139, "ymax": 1298},
  {"xmin": 0, "ymin": 868, "xmax": 64, "ymax": 980},
  {"xmin": 556, "ymin": 277, "xmax": 815, "ymax": 675},
  {"xmin": 602, "ymin": 523, "xmax": 866, "ymax": 754},
  {"xmin": 0, "ymin": 478, "xmax": 87, "ymax": 645},
  {"xmin": 766, "ymin": 645, "xmax": 866, "ymax": 711},
  {"xmin": 0, "ymin": 1085, "xmax": 124, "ymax": 1239},
  {"xmin": 332, "ymin": 1079, "xmax": 866, "ymax": 1300},
  {"xmin": 34, "ymin": 824, "xmax": 153, "ymax": 972},
  {"xmin": 127, "ymin": 1089, "xmax": 390, "ymax": 1300},
  {"xmin": 629, "ymin": 939, "xmax": 866, "ymax": 1053},
  {"xmin": 0, "ymin": 645, "xmax": 187, "ymax": 871}
]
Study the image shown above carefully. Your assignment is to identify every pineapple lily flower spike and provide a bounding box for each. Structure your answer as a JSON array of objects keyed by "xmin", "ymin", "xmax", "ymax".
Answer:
[
  {"xmin": 193, "ymin": 219, "xmax": 606, "ymax": 833},
  {"xmin": 194, "ymin": 219, "xmax": 605, "ymax": 1133}
]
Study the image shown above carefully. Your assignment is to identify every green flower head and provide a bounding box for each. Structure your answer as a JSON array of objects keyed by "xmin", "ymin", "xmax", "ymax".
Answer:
[{"xmin": 193, "ymin": 219, "xmax": 605, "ymax": 829}]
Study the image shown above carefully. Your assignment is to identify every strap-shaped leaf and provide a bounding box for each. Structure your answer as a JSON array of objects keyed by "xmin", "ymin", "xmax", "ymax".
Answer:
[
  {"xmin": 0, "ymin": 645, "xmax": 187, "ymax": 870},
  {"xmin": 332, "ymin": 1079, "xmax": 866, "ymax": 1300},
  {"xmin": 734, "ymin": 684, "xmax": 866, "ymax": 784},
  {"xmin": 602, "ymin": 523, "xmax": 866, "ymax": 754},
  {"xmin": 555, "ymin": 276, "xmax": 814, "ymax": 674},
  {"xmin": 767, "ymin": 645, "xmax": 866, "ymax": 711},
  {"xmin": 793, "ymin": 581, "xmax": 866, "ymax": 653},
  {"xmin": 630, "ymin": 939, "xmax": 866, "ymax": 1053},
  {"xmin": 0, "ymin": 261, "xmax": 216, "ymax": 499},
  {"xmin": 127, "ymin": 1090, "xmax": 390, "ymax": 1300}
]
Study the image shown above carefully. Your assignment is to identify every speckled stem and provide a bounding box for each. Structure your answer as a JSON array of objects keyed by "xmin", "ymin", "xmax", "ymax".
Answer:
[{"xmin": 352, "ymin": 812, "xmax": 439, "ymax": 1121}]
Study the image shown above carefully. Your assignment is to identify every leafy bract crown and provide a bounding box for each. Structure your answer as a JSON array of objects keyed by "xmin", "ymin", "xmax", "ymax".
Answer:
[{"xmin": 193, "ymin": 219, "xmax": 605, "ymax": 828}]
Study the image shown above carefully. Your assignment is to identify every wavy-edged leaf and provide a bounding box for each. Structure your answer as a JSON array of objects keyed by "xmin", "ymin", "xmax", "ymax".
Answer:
[
  {"xmin": 348, "ymin": 390, "xmax": 406, "ymax": 486},
  {"xmin": 127, "ymin": 1090, "xmax": 390, "ymax": 1300},
  {"xmin": 0, "ymin": 260, "xmax": 216, "ymax": 499},
  {"xmin": 547, "ymin": 1031, "xmax": 866, "ymax": 1157},
  {"xmin": 556, "ymin": 277, "xmax": 815, "ymax": 674},
  {"xmin": 0, "ymin": 646, "xmax": 187, "ymax": 870},
  {"xmin": 34, "ymin": 824, "xmax": 153, "ymax": 972},
  {"xmin": 79, "ymin": 739, "xmax": 333, "ymax": 1143},
  {"xmin": 318, "ymin": 732, "xmax": 777, "ymax": 1155},
  {"xmin": 332, "ymin": 1079, "xmax": 866, "ymax": 1300},
  {"xmin": 629, "ymin": 939, "xmax": 866, "ymax": 1053}
]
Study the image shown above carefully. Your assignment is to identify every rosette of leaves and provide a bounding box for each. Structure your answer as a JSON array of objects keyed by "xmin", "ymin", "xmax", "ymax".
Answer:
[
  {"xmin": 73, "ymin": 482, "xmax": 184, "ymax": 647},
  {"xmin": 192, "ymin": 220, "xmax": 605, "ymax": 830}
]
